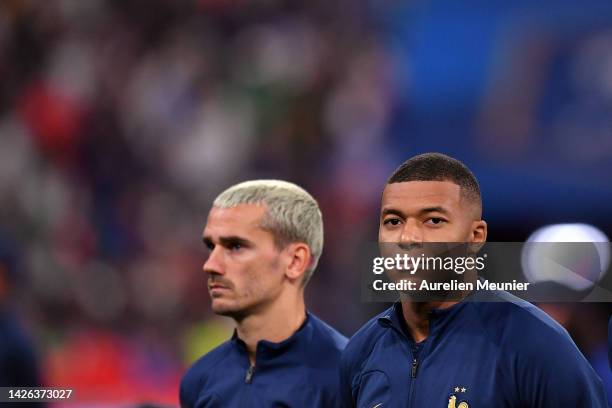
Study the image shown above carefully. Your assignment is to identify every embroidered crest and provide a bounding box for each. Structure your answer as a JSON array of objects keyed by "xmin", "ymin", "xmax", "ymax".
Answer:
[{"xmin": 447, "ymin": 386, "xmax": 469, "ymax": 408}]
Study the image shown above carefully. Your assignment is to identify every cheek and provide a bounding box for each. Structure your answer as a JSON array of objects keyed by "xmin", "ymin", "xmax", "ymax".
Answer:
[
  {"xmin": 257, "ymin": 254, "xmax": 285, "ymax": 286},
  {"xmin": 425, "ymin": 223, "xmax": 469, "ymax": 242},
  {"xmin": 238, "ymin": 254, "xmax": 284, "ymax": 297},
  {"xmin": 378, "ymin": 228, "xmax": 386, "ymax": 241},
  {"xmin": 448, "ymin": 221, "xmax": 474, "ymax": 241},
  {"xmin": 379, "ymin": 226, "xmax": 400, "ymax": 242}
]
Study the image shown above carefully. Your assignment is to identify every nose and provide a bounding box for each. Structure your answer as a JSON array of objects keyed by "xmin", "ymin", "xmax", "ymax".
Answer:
[
  {"xmin": 400, "ymin": 219, "xmax": 423, "ymax": 245},
  {"xmin": 203, "ymin": 246, "xmax": 224, "ymax": 275}
]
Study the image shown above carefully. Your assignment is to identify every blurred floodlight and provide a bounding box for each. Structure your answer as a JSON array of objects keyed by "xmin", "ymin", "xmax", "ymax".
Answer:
[{"xmin": 521, "ymin": 223, "xmax": 610, "ymax": 291}]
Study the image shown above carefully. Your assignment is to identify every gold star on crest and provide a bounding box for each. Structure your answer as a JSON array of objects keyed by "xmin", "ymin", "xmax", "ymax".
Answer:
[
  {"xmin": 454, "ymin": 387, "xmax": 460, "ymax": 392},
  {"xmin": 461, "ymin": 387, "xmax": 467, "ymax": 393}
]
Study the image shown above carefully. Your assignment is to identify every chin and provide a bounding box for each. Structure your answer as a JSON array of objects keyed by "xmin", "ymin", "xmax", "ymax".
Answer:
[
  {"xmin": 211, "ymin": 300, "xmax": 246, "ymax": 319},
  {"xmin": 211, "ymin": 300, "xmax": 235, "ymax": 315}
]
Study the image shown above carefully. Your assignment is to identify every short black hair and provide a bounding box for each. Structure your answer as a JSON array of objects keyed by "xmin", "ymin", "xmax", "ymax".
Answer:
[{"xmin": 387, "ymin": 152, "xmax": 481, "ymax": 209}]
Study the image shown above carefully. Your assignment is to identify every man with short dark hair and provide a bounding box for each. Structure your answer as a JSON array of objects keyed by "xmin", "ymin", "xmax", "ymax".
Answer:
[
  {"xmin": 180, "ymin": 180, "xmax": 347, "ymax": 408},
  {"xmin": 340, "ymin": 152, "xmax": 607, "ymax": 407}
]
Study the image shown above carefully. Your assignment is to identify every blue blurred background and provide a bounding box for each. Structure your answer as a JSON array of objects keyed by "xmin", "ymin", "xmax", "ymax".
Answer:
[{"xmin": 0, "ymin": 0, "xmax": 611, "ymax": 406}]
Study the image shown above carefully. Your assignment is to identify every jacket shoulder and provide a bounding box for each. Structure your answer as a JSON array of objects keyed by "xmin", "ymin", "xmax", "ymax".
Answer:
[
  {"xmin": 470, "ymin": 291, "xmax": 607, "ymax": 406},
  {"xmin": 342, "ymin": 307, "xmax": 391, "ymax": 369},
  {"xmin": 470, "ymin": 290, "xmax": 575, "ymax": 352},
  {"xmin": 180, "ymin": 341, "xmax": 233, "ymax": 407},
  {"xmin": 309, "ymin": 314, "xmax": 348, "ymax": 352}
]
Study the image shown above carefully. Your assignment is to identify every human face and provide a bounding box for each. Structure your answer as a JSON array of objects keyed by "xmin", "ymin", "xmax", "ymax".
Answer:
[
  {"xmin": 202, "ymin": 204, "xmax": 288, "ymax": 319},
  {"xmin": 378, "ymin": 181, "xmax": 486, "ymax": 291},
  {"xmin": 379, "ymin": 180, "xmax": 486, "ymax": 244}
]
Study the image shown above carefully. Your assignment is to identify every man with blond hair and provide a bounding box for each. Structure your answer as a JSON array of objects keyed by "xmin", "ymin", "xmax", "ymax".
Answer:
[{"xmin": 180, "ymin": 180, "xmax": 347, "ymax": 407}]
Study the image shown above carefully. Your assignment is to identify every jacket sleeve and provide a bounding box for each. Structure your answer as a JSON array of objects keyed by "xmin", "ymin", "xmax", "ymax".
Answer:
[
  {"xmin": 179, "ymin": 365, "xmax": 204, "ymax": 408},
  {"xmin": 516, "ymin": 331, "xmax": 608, "ymax": 407},
  {"xmin": 608, "ymin": 316, "xmax": 612, "ymax": 370},
  {"xmin": 179, "ymin": 374, "xmax": 192, "ymax": 408},
  {"xmin": 338, "ymin": 349, "xmax": 356, "ymax": 408}
]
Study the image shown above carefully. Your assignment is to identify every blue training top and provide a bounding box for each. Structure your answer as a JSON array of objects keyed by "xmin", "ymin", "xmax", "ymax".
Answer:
[
  {"xmin": 340, "ymin": 289, "xmax": 607, "ymax": 408},
  {"xmin": 181, "ymin": 312, "xmax": 348, "ymax": 407}
]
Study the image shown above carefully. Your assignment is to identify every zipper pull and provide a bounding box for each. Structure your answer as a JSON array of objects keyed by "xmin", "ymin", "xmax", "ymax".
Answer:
[
  {"xmin": 411, "ymin": 358, "xmax": 418, "ymax": 378},
  {"xmin": 245, "ymin": 365, "xmax": 255, "ymax": 384}
]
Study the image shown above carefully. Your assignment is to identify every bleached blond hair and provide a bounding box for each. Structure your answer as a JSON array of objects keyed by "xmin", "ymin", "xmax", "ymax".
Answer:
[{"xmin": 213, "ymin": 179, "xmax": 323, "ymax": 285}]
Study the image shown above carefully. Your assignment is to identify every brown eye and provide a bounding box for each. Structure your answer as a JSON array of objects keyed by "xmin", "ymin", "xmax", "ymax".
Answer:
[
  {"xmin": 426, "ymin": 217, "xmax": 445, "ymax": 225},
  {"xmin": 383, "ymin": 218, "xmax": 401, "ymax": 226}
]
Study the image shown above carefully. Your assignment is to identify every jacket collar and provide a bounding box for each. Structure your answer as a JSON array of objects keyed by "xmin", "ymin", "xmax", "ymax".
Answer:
[
  {"xmin": 230, "ymin": 312, "xmax": 312, "ymax": 363},
  {"xmin": 378, "ymin": 297, "xmax": 471, "ymax": 342}
]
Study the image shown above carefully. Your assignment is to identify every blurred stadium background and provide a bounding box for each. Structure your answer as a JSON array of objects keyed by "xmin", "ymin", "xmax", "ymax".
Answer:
[{"xmin": 0, "ymin": 0, "xmax": 611, "ymax": 406}]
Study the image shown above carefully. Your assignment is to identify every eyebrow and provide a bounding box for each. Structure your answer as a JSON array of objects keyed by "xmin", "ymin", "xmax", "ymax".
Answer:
[
  {"xmin": 381, "ymin": 206, "xmax": 450, "ymax": 218},
  {"xmin": 202, "ymin": 235, "xmax": 253, "ymax": 247},
  {"xmin": 381, "ymin": 208, "xmax": 406, "ymax": 218}
]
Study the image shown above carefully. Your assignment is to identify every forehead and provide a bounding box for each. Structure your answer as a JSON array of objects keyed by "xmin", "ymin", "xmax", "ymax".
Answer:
[
  {"xmin": 204, "ymin": 204, "xmax": 267, "ymax": 234},
  {"xmin": 381, "ymin": 181, "xmax": 462, "ymax": 211}
]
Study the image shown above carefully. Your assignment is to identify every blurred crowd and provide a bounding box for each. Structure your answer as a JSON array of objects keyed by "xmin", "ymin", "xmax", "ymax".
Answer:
[
  {"xmin": 0, "ymin": 0, "xmax": 611, "ymax": 406},
  {"xmin": 0, "ymin": 0, "xmax": 394, "ymax": 404}
]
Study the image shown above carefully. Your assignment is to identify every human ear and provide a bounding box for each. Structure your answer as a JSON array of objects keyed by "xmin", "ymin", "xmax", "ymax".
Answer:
[
  {"xmin": 284, "ymin": 243, "xmax": 311, "ymax": 282},
  {"xmin": 472, "ymin": 220, "xmax": 487, "ymax": 242},
  {"xmin": 469, "ymin": 220, "xmax": 487, "ymax": 253}
]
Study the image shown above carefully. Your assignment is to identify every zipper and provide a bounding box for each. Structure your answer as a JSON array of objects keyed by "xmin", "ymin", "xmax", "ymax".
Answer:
[
  {"xmin": 407, "ymin": 340, "xmax": 424, "ymax": 408},
  {"xmin": 407, "ymin": 356, "xmax": 418, "ymax": 408},
  {"xmin": 382, "ymin": 307, "xmax": 433, "ymax": 408},
  {"xmin": 411, "ymin": 358, "xmax": 419, "ymax": 378},
  {"xmin": 240, "ymin": 342, "xmax": 258, "ymax": 406},
  {"xmin": 385, "ymin": 324, "xmax": 421, "ymax": 407},
  {"xmin": 244, "ymin": 364, "xmax": 255, "ymax": 384}
]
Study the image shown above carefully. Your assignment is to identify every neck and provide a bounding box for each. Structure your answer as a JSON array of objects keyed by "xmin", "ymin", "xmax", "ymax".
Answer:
[
  {"xmin": 400, "ymin": 269, "xmax": 478, "ymax": 342},
  {"xmin": 235, "ymin": 290, "xmax": 306, "ymax": 365},
  {"xmin": 399, "ymin": 299, "xmax": 457, "ymax": 343}
]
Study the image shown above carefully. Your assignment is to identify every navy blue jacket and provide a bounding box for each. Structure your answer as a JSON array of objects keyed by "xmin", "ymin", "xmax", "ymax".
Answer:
[
  {"xmin": 340, "ymin": 290, "xmax": 607, "ymax": 408},
  {"xmin": 0, "ymin": 311, "xmax": 45, "ymax": 408},
  {"xmin": 608, "ymin": 316, "xmax": 612, "ymax": 370},
  {"xmin": 181, "ymin": 313, "xmax": 348, "ymax": 407}
]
